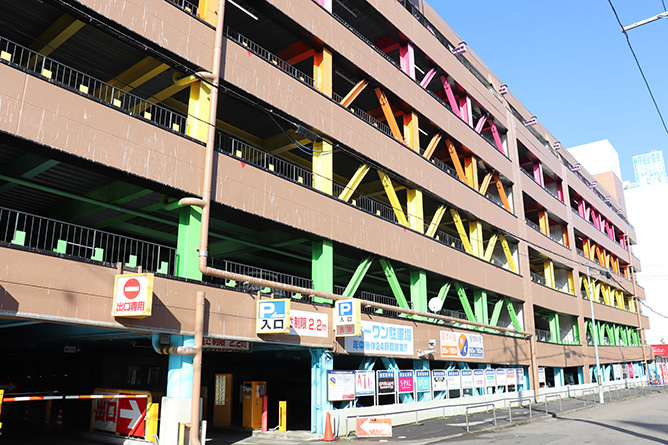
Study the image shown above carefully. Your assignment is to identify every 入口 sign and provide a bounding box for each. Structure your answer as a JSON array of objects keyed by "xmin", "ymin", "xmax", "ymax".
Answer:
[
  {"xmin": 112, "ymin": 274, "xmax": 153, "ymax": 318},
  {"xmin": 256, "ymin": 299, "xmax": 290, "ymax": 334},
  {"xmin": 334, "ymin": 299, "xmax": 361, "ymax": 337}
]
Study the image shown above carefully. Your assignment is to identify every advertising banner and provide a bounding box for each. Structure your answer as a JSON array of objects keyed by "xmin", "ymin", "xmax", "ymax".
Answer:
[
  {"xmin": 473, "ymin": 369, "xmax": 485, "ymax": 388},
  {"xmin": 447, "ymin": 370, "xmax": 461, "ymax": 390},
  {"xmin": 495, "ymin": 369, "xmax": 507, "ymax": 386},
  {"xmin": 538, "ymin": 367, "xmax": 546, "ymax": 384},
  {"xmin": 461, "ymin": 370, "xmax": 474, "ymax": 389},
  {"xmin": 345, "ymin": 321, "xmax": 414, "ymax": 356},
  {"xmin": 397, "ymin": 371, "xmax": 414, "ymax": 393},
  {"xmin": 506, "ymin": 369, "xmax": 517, "ymax": 387},
  {"xmin": 440, "ymin": 331, "xmax": 484, "ymax": 358},
  {"xmin": 327, "ymin": 371, "xmax": 355, "ymax": 401},
  {"xmin": 484, "ymin": 369, "xmax": 496, "ymax": 387}
]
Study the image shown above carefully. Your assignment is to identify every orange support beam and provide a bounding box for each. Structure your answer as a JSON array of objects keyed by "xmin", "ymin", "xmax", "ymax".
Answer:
[
  {"xmin": 374, "ymin": 88, "xmax": 403, "ymax": 140},
  {"xmin": 314, "ymin": 48, "xmax": 333, "ymax": 97},
  {"xmin": 423, "ymin": 133, "xmax": 442, "ymax": 160},
  {"xmin": 340, "ymin": 79, "xmax": 368, "ymax": 107},
  {"xmin": 538, "ymin": 210, "xmax": 549, "ymax": 236},
  {"xmin": 493, "ymin": 174, "xmax": 511, "ymax": 211},
  {"xmin": 562, "ymin": 226, "xmax": 569, "ymax": 247},
  {"xmin": 403, "ymin": 112, "xmax": 420, "ymax": 152},
  {"xmin": 277, "ymin": 41, "xmax": 315, "ymax": 65},
  {"xmin": 446, "ymin": 139, "xmax": 467, "ymax": 183},
  {"xmin": 464, "ymin": 156, "xmax": 478, "ymax": 189}
]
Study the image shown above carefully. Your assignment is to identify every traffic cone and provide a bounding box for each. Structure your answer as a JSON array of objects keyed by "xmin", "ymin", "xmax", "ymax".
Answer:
[
  {"xmin": 54, "ymin": 406, "xmax": 63, "ymax": 432},
  {"xmin": 321, "ymin": 412, "xmax": 336, "ymax": 442}
]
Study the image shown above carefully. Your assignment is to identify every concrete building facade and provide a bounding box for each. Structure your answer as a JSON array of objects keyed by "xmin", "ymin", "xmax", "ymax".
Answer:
[{"xmin": 0, "ymin": 0, "xmax": 650, "ymax": 441}]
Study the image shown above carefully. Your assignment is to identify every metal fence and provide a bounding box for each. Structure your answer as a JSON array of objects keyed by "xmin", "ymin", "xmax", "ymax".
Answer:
[
  {"xmin": 165, "ymin": 0, "xmax": 198, "ymax": 16},
  {"xmin": 0, "ymin": 36, "xmax": 188, "ymax": 136},
  {"xmin": 530, "ymin": 271, "xmax": 546, "ymax": 286},
  {"xmin": 0, "ymin": 206, "xmax": 175, "ymax": 274}
]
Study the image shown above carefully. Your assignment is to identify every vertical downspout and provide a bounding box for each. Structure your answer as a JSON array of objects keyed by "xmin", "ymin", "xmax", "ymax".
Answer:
[
  {"xmin": 626, "ymin": 232, "xmax": 650, "ymax": 381},
  {"xmin": 190, "ymin": 291, "xmax": 205, "ymax": 445}
]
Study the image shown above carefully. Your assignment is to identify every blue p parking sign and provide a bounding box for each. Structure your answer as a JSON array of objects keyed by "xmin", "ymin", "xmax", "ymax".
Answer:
[
  {"xmin": 256, "ymin": 299, "xmax": 290, "ymax": 334},
  {"xmin": 334, "ymin": 299, "xmax": 360, "ymax": 337}
]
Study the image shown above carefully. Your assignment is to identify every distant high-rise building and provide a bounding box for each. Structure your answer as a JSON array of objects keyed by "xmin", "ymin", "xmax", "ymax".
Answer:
[{"xmin": 633, "ymin": 150, "xmax": 667, "ymax": 185}]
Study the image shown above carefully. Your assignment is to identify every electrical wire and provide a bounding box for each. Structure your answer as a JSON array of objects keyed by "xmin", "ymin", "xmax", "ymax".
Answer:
[{"xmin": 607, "ymin": 0, "xmax": 668, "ymax": 137}]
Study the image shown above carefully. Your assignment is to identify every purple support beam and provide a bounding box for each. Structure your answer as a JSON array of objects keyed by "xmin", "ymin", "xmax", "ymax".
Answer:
[
  {"xmin": 420, "ymin": 67, "xmax": 437, "ymax": 88},
  {"xmin": 440, "ymin": 76, "xmax": 461, "ymax": 119},
  {"xmin": 533, "ymin": 161, "xmax": 544, "ymax": 186},
  {"xmin": 488, "ymin": 120, "xmax": 505, "ymax": 154},
  {"xmin": 474, "ymin": 115, "xmax": 487, "ymax": 133},
  {"xmin": 400, "ymin": 43, "xmax": 416, "ymax": 80}
]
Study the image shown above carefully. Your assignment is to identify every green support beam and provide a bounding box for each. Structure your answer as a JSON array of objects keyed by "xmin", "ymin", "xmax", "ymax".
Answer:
[
  {"xmin": 343, "ymin": 256, "xmax": 373, "ymax": 297},
  {"xmin": 410, "ymin": 268, "xmax": 428, "ymax": 321},
  {"xmin": 176, "ymin": 206, "xmax": 202, "ymax": 280},
  {"xmin": 473, "ymin": 290, "xmax": 488, "ymax": 325},
  {"xmin": 379, "ymin": 259, "xmax": 410, "ymax": 310},
  {"xmin": 505, "ymin": 298, "xmax": 522, "ymax": 331},
  {"xmin": 453, "ymin": 281, "xmax": 476, "ymax": 323},
  {"xmin": 489, "ymin": 299, "xmax": 504, "ymax": 327},
  {"xmin": 312, "ymin": 240, "xmax": 333, "ymax": 304},
  {"xmin": 0, "ymin": 154, "xmax": 60, "ymax": 195},
  {"xmin": 549, "ymin": 312, "xmax": 561, "ymax": 344}
]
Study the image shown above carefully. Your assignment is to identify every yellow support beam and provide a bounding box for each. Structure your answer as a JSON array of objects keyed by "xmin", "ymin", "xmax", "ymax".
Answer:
[
  {"xmin": 338, "ymin": 164, "xmax": 370, "ymax": 202},
  {"xmin": 340, "ymin": 79, "xmax": 368, "ymax": 108},
  {"xmin": 483, "ymin": 233, "xmax": 498, "ymax": 262},
  {"xmin": 479, "ymin": 171, "xmax": 493, "ymax": 195},
  {"xmin": 426, "ymin": 204, "xmax": 446, "ymax": 238},
  {"xmin": 449, "ymin": 208, "xmax": 472, "ymax": 254},
  {"xmin": 378, "ymin": 171, "xmax": 409, "ymax": 227},
  {"xmin": 543, "ymin": 261, "xmax": 555, "ymax": 288},
  {"xmin": 407, "ymin": 189, "xmax": 424, "ymax": 233},
  {"xmin": 469, "ymin": 220, "xmax": 484, "ymax": 258},
  {"xmin": 567, "ymin": 271, "xmax": 575, "ymax": 294},
  {"xmin": 374, "ymin": 88, "xmax": 403, "ymax": 140},
  {"xmin": 498, "ymin": 234, "xmax": 517, "ymax": 272},
  {"xmin": 314, "ymin": 48, "xmax": 333, "ymax": 97},
  {"xmin": 493, "ymin": 174, "xmax": 511, "ymax": 211},
  {"xmin": 422, "ymin": 132, "xmax": 442, "ymax": 160},
  {"xmin": 446, "ymin": 139, "xmax": 467, "ymax": 183},
  {"xmin": 130, "ymin": 82, "xmax": 192, "ymax": 115},
  {"xmin": 29, "ymin": 15, "xmax": 85, "ymax": 57},
  {"xmin": 186, "ymin": 81, "xmax": 212, "ymax": 142},
  {"xmin": 581, "ymin": 276, "xmax": 590, "ymax": 299},
  {"xmin": 108, "ymin": 57, "xmax": 169, "ymax": 91}
]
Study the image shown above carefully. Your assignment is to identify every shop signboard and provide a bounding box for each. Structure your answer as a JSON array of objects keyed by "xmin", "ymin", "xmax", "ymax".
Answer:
[
  {"xmin": 327, "ymin": 371, "xmax": 355, "ymax": 401},
  {"xmin": 415, "ymin": 371, "xmax": 431, "ymax": 392},
  {"xmin": 447, "ymin": 370, "xmax": 461, "ymax": 390},
  {"xmin": 461, "ymin": 370, "xmax": 474, "ymax": 389},
  {"xmin": 506, "ymin": 369, "xmax": 517, "ymax": 387},
  {"xmin": 355, "ymin": 371, "xmax": 375, "ymax": 396},
  {"xmin": 397, "ymin": 371, "xmax": 414, "ymax": 393},
  {"xmin": 517, "ymin": 368, "xmax": 525, "ymax": 386},
  {"xmin": 377, "ymin": 371, "xmax": 396, "ymax": 395},
  {"xmin": 538, "ymin": 367, "xmax": 546, "ymax": 384},
  {"xmin": 432, "ymin": 370, "xmax": 447, "ymax": 392}
]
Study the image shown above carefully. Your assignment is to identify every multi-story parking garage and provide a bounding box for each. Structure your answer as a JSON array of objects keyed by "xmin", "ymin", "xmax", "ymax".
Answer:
[{"xmin": 0, "ymin": 0, "xmax": 651, "ymax": 443}]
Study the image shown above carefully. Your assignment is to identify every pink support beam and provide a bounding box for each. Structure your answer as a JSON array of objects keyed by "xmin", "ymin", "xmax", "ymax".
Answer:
[
  {"xmin": 420, "ymin": 67, "xmax": 437, "ymax": 88},
  {"xmin": 459, "ymin": 96, "xmax": 472, "ymax": 126},
  {"xmin": 400, "ymin": 43, "xmax": 416, "ymax": 80},
  {"xmin": 488, "ymin": 120, "xmax": 505, "ymax": 154},
  {"xmin": 584, "ymin": 205, "xmax": 591, "ymax": 221},
  {"xmin": 592, "ymin": 210, "xmax": 601, "ymax": 230},
  {"xmin": 474, "ymin": 115, "xmax": 487, "ymax": 133},
  {"xmin": 578, "ymin": 200, "xmax": 585, "ymax": 218},
  {"xmin": 533, "ymin": 161, "xmax": 544, "ymax": 186},
  {"xmin": 619, "ymin": 235, "xmax": 626, "ymax": 249},
  {"xmin": 315, "ymin": 0, "xmax": 332, "ymax": 12},
  {"xmin": 440, "ymin": 76, "xmax": 461, "ymax": 119},
  {"xmin": 557, "ymin": 182, "xmax": 564, "ymax": 202}
]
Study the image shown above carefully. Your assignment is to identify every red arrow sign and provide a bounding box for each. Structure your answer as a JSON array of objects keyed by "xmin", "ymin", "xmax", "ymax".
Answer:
[
  {"xmin": 123, "ymin": 278, "xmax": 141, "ymax": 299},
  {"xmin": 356, "ymin": 417, "xmax": 392, "ymax": 437},
  {"xmin": 117, "ymin": 398, "xmax": 146, "ymax": 437}
]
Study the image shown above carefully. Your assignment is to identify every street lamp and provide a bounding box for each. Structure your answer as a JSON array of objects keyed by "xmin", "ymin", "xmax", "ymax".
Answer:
[{"xmin": 586, "ymin": 265, "xmax": 611, "ymax": 404}]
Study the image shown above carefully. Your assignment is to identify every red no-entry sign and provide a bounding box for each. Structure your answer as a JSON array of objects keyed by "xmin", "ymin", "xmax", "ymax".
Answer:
[{"xmin": 123, "ymin": 278, "xmax": 141, "ymax": 299}]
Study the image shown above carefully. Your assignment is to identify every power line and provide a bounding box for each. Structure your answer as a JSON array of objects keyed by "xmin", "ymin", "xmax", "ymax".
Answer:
[{"xmin": 607, "ymin": 0, "xmax": 668, "ymax": 137}]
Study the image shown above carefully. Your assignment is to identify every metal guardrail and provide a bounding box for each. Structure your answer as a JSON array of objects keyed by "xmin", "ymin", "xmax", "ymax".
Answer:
[
  {"xmin": 530, "ymin": 271, "xmax": 546, "ymax": 286},
  {"xmin": 465, "ymin": 403, "xmax": 497, "ymax": 432},
  {"xmin": 0, "ymin": 36, "xmax": 188, "ymax": 137},
  {"xmin": 506, "ymin": 397, "xmax": 533, "ymax": 422},
  {"xmin": 535, "ymin": 329, "xmax": 551, "ymax": 343},
  {"xmin": 166, "ymin": 0, "xmax": 198, "ymax": 16},
  {"xmin": 0, "ymin": 206, "xmax": 175, "ymax": 274}
]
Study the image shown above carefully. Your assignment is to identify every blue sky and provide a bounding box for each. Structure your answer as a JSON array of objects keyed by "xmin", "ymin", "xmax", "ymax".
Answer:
[{"xmin": 431, "ymin": 1, "xmax": 668, "ymax": 182}]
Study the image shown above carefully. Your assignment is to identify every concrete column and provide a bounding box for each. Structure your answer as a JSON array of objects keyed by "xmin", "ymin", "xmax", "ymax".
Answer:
[{"xmin": 310, "ymin": 349, "xmax": 333, "ymax": 433}]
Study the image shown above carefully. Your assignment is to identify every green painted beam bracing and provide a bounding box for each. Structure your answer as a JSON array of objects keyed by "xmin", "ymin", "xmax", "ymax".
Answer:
[
  {"xmin": 435, "ymin": 281, "xmax": 451, "ymax": 310},
  {"xmin": 176, "ymin": 206, "xmax": 202, "ymax": 280},
  {"xmin": 51, "ymin": 181, "xmax": 152, "ymax": 221},
  {"xmin": 312, "ymin": 240, "xmax": 333, "ymax": 304},
  {"xmin": 343, "ymin": 256, "xmax": 373, "ymax": 297},
  {"xmin": 489, "ymin": 299, "xmax": 504, "ymax": 327},
  {"xmin": 94, "ymin": 200, "xmax": 165, "ymax": 229},
  {"xmin": 379, "ymin": 259, "xmax": 410, "ymax": 310},
  {"xmin": 549, "ymin": 312, "xmax": 560, "ymax": 344},
  {"xmin": 505, "ymin": 298, "xmax": 521, "ymax": 331},
  {"xmin": 473, "ymin": 290, "xmax": 488, "ymax": 325},
  {"xmin": 114, "ymin": 222, "xmax": 176, "ymax": 243},
  {"xmin": 0, "ymin": 154, "xmax": 59, "ymax": 195},
  {"xmin": 572, "ymin": 316, "xmax": 580, "ymax": 344},
  {"xmin": 410, "ymin": 269, "xmax": 427, "ymax": 312},
  {"xmin": 453, "ymin": 281, "xmax": 476, "ymax": 323}
]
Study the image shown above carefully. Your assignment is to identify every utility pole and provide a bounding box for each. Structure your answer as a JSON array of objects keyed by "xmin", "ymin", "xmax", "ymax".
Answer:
[
  {"xmin": 623, "ymin": 11, "xmax": 668, "ymax": 32},
  {"xmin": 587, "ymin": 265, "xmax": 606, "ymax": 404}
]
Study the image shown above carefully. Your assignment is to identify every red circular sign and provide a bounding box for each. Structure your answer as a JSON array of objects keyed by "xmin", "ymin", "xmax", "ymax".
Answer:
[{"xmin": 123, "ymin": 278, "xmax": 141, "ymax": 299}]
